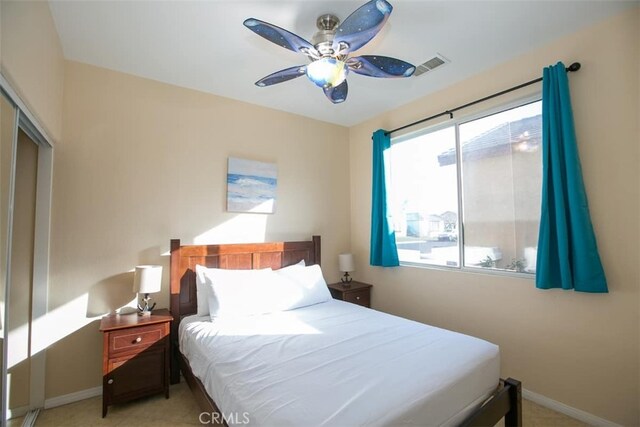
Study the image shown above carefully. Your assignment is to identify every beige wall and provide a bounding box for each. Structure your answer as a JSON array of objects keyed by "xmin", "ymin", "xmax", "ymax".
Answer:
[
  {"xmin": 0, "ymin": 0, "xmax": 64, "ymax": 142},
  {"xmin": 45, "ymin": 61, "xmax": 350, "ymax": 398},
  {"xmin": 349, "ymin": 7, "xmax": 639, "ymax": 426}
]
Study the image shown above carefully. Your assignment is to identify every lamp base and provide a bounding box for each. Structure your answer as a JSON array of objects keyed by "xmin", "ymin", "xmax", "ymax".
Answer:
[
  {"xmin": 137, "ymin": 294, "xmax": 156, "ymax": 316},
  {"xmin": 340, "ymin": 272, "xmax": 352, "ymax": 287}
]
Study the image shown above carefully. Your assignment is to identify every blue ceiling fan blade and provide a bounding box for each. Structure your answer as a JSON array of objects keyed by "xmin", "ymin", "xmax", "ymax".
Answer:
[
  {"xmin": 332, "ymin": 0, "xmax": 393, "ymax": 54},
  {"xmin": 244, "ymin": 18, "xmax": 319, "ymax": 57},
  {"xmin": 323, "ymin": 80, "xmax": 348, "ymax": 104},
  {"xmin": 255, "ymin": 65, "xmax": 307, "ymax": 87},
  {"xmin": 347, "ymin": 55, "xmax": 415, "ymax": 78}
]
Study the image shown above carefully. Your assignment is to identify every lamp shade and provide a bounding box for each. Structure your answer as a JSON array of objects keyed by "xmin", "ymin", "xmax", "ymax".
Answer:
[
  {"xmin": 133, "ymin": 265, "xmax": 162, "ymax": 294},
  {"xmin": 338, "ymin": 253, "xmax": 355, "ymax": 273}
]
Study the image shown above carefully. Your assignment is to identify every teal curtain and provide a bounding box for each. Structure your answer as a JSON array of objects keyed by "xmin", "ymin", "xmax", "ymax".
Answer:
[
  {"xmin": 370, "ymin": 129, "xmax": 399, "ymax": 267},
  {"xmin": 536, "ymin": 62, "xmax": 607, "ymax": 292}
]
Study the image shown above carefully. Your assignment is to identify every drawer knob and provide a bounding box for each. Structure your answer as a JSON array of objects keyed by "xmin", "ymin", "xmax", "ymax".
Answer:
[
  {"xmin": 356, "ymin": 296, "xmax": 361, "ymax": 300},
  {"xmin": 134, "ymin": 336, "xmax": 142, "ymax": 343},
  {"xmin": 107, "ymin": 379, "xmax": 114, "ymax": 385}
]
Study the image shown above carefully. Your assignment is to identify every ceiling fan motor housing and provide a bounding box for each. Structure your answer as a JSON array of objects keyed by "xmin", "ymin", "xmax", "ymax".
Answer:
[{"xmin": 312, "ymin": 14, "xmax": 340, "ymax": 56}]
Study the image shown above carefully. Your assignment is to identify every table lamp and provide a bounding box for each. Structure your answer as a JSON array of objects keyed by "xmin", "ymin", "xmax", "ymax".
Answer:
[
  {"xmin": 133, "ymin": 265, "xmax": 162, "ymax": 316},
  {"xmin": 338, "ymin": 253, "xmax": 355, "ymax": 286}
]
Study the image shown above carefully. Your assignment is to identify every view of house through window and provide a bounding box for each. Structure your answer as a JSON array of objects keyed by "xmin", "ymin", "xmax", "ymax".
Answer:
[{"xmin": 389, "ymin": 100, "xmax": 542, "ymax": 275}]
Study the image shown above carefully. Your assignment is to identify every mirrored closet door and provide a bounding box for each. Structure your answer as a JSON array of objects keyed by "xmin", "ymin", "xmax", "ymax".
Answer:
[
  {"xmin": 6, "ymin": 128, "xmax": 39, "ymax": 420},
  {"xmin": 0, "ymin": 81, "xmax": 54, "ymax": 426},
  {"xmin": 1, "ymin": 90, "xmax": 18, "ymax": 425}
]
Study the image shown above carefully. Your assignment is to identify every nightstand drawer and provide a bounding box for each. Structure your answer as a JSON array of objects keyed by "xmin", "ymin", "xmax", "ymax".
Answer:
[
  {"xmin": 108, "ymin": 323, "xmax": 167, "ymax": 356},
  {"xmin": 343, "ymin": 289, "xmax": 370, "ymax": 307}
]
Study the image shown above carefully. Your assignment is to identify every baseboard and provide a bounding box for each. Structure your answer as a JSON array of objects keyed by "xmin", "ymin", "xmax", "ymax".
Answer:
[
  {"xmin": 7, "ymin": 405, "xmax": 28, "ymax": 420},
  {"xmin": 44, "ymin": 385, "xmax": 102, "ymax": 409},
  {"xmin": 523, "ymin": 388, "xmax": 621, "ymax": 427}
]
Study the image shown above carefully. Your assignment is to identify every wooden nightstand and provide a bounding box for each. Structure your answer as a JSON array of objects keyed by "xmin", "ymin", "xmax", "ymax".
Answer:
[
  {"xmin": 99, "ymin": 308, "xmax": 173, "ymax": 417},
  {"xmin": 328, "ymin": 281, "xmax": 373, "ymax": 308}
]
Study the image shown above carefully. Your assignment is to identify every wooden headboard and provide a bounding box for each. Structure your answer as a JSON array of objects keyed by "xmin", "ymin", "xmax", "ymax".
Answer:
[{"xmin": 168, "ymin": 236, "xmax": 321, "ymax": 383}]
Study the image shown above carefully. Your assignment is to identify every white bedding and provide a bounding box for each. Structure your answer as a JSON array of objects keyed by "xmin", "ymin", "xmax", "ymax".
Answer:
[{"xmin": 179, "ymin": 300, "xmax": 499, "ymax": 427}]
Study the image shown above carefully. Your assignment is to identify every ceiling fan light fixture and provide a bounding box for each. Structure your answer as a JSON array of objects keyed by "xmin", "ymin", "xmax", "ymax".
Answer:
[
  {"xmin": 244, "ymin": 0, "xmax": 414, "ymax": 103},
  {"xmin": 306, "ymin": 57, "xmax": 348, "ymax": 88}
]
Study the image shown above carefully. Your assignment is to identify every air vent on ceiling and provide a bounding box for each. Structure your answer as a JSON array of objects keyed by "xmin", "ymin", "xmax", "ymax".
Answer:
[{"xmin": 413, "ymin": 54, "xmax": 449, "ymax": 77}]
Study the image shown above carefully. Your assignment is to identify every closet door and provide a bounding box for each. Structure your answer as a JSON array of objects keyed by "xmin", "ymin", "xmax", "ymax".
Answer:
[
  {"xmin": 1, "ymin": 92, "xmax": 18, "ymax": 421},
  {"xmin": 7, "ymin": 129, "xmax": 38, "ymax": 415}
]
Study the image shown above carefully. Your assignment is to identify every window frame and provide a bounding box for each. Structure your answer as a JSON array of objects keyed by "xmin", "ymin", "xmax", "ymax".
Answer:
[{"xmin": 390, "ymin": 94, "xmax": 542, "ymax": 278}]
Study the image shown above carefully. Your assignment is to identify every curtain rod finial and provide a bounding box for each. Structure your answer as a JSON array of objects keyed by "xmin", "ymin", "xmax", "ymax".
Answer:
[{"xmin": 567, "ymin": 62, "xmax": 581, "ymax": 72}]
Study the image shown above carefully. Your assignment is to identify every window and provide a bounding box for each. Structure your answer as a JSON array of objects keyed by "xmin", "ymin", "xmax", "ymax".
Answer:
[{"xmin": 389, "ymin": 100, "xmax": 542, "ymax": 275}]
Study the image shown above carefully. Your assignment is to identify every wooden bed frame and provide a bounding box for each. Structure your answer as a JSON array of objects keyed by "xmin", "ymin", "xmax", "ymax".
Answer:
[{"xmin": 169, "ymin": 236, "xmax": 521, "ymax": 426}]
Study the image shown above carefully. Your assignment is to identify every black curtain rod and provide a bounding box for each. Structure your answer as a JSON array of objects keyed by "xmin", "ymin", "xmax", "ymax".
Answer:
[{"xmin": 385, "ymin": 62, "xmax": 581, "ymax": 136}]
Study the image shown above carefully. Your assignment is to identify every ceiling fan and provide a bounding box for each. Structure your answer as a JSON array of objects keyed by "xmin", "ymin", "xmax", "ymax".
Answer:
[{"xmin": 243, "ymin": 0, "xmax": 415, "ymax": 104}]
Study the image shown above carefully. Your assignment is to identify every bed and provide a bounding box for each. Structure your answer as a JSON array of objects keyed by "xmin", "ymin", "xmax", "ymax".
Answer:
[{"xmin": 169, "ymin": 236, "xmax": 521, "ymax": 426}]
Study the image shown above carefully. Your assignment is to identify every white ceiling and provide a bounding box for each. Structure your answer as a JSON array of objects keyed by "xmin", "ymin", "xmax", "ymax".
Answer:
[{"xmin": 49, "ymin": 1, "xmax": 636, "ymax": 127}]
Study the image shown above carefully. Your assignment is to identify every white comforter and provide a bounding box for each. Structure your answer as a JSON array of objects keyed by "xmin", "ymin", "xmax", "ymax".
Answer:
[{"xmin": 179, "ymin": 300, "xmax": 499, "ymax": 427}]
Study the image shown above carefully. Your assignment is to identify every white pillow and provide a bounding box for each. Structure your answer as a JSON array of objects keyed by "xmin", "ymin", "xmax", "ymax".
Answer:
[
  {"xmin": 206, "ymin": 269, "xmax": 273, "ymax": 320},
  {"xmin": 195, "ymin": 262, "xmax": 305, "ymax": 316},
  {"xmin": 279, "ymin": 259, "xmax": 305, "ymax": 270},
  {"xmin": 274, "ymin": 263, "xmax": 332, "ymax": 311},
  {"xmin": 195, "ymin": 264, "xmax": 212, "ymax": 316},
  {"xmin": 195, "ymin": 265, "xmax": 273, "ymax": 316},
  {"xmin": 202, "ymin": 261, "xmax": 329, "ymax": 319}
]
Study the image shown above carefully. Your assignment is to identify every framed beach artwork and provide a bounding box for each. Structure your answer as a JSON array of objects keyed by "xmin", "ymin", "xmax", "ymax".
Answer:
[{"xmin": 227, "ymin": 157, "xmax": 277, "ymax": 214}]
